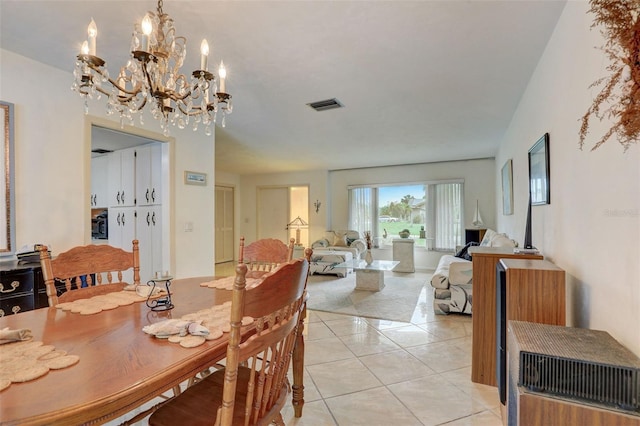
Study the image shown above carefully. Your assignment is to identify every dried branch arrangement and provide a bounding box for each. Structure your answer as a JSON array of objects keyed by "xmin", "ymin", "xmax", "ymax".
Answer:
[{"xmin": 579, "ymin": 0, "xmax": 640, "ymax": 152}]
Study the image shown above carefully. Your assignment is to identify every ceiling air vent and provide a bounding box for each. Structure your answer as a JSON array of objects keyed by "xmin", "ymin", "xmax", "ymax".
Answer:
[
  {"xmin": 92, "ymin": 148, "xmax": 113, "ymax": 154},
  {"xmin": 307, "ymin": 98, "xmax": 343, "ymax": 112}
]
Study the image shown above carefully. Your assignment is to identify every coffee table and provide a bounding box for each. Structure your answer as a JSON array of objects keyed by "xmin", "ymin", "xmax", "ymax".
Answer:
[{"xmin": 335, "ymin": 259, "xmax": 400, "ymax": 291}]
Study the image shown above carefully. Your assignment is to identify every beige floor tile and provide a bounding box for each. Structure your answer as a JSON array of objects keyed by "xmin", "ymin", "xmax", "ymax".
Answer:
[
  {"xmin": 440, "ymin": 367, "xmax": 501, "ymax": 410},
  {"xmin": 365, "ymin": 317, "xmax": 413, "ymax": 331},
  {"xmin": 406, "ymin": 339, "xmax": 472, "ymax": 373},
  {"xmin": 380, "ymin": 324, "xmax": 441, "ymax": 347},
  {"xmin": 323, "ymin": 316, "xmax": 375, "ymax": 336},
  {"xmin": 388, "ymin": 375, "xmax": 491, "ymax": 426},
  {"xmin": 338, "ymin": 330, "xmax": 401, "ymax": 357},
  {"xmin": 307, "ymin": 320, "xmax": 336, "ymax": 341},
  {"xmin": 324, "ymin": 386, "xmax": 423, "ymax": 426},
  {"xmin": 418, "ymin": 318, "xmax": 473, "ymax": 340},
  {"xmin": 359, "ymin": 349, "xmax": 436, "ymax": 385},
  {"xmin": 314, "ymin": 311, "xmax": 357, "ymax": 321},
  {"xmin": 281, "ymin": 400, "xmax": 337, "ymax": 426},
  {"xmin": 443, "ymin": 409, "xmax": 503, "ymax": 426},
  {"xmin": 306, "ymin": 358, "xmax": 383, "ymax": 398},
  {"xmin": 305, "ymin": 336, "xmax": 356, "ymax": 366}
]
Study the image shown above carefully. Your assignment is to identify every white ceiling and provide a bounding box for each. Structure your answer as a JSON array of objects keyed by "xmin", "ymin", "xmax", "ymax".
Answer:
[{"xmin": 1, "ymin": 0, "xmax": 566, "ymax": 175}]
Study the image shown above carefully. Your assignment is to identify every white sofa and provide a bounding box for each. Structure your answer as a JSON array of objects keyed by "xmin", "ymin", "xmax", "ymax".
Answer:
[
  {"xmin": 310, "ymin": 230, "xmax": 366, "ymax": 277},
  {"xmin": 431, "ymin": 229, "xmax": 517, "ymax": 315}
]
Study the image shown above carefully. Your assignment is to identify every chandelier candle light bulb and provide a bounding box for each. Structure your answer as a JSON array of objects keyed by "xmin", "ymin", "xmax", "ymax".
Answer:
[
  {"xmin": 87, "ymin": 19, "xmax": 97, "ymax": 56},
  {"xmin": 141, "ymin": 14, "xmax": 152, "ymax": 52},
  {"xmin": 218, "ymin": 61, "xmax": 226, "ymax": 93},
  {"xmin": 81, "ymin": 41, "xmax": 89, "ymax": 56},
  {"xmin": 200, "ymin": 39, "xmax": 209, "ymax": 71}
]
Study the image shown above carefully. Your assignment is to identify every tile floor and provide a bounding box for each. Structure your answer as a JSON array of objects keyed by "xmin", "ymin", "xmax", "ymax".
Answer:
[{"xmin": 111, "ymin": 268, "xmax": 503, "ymax": 425}]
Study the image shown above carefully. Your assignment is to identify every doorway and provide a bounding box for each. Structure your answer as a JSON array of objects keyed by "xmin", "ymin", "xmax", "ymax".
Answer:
[
  {"xmin": 257, "ymin": 185, "xmax": 309, "ymax": 247},
  {"xmin": 89, "ymin": 123, "xmax": 170, "ymax": 282}
]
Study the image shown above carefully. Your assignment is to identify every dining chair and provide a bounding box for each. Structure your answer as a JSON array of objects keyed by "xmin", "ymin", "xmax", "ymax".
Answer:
[
  {"xmin": 39, "ymin": 240, "xmax": 141, "ymax": 307},
  {"xmin": 149, "ymin": 255, "xmax": 310, "ymax": 426},
  {"xmin": 242, "ymin": 237, "xmax": 295, "ymax": 278}
]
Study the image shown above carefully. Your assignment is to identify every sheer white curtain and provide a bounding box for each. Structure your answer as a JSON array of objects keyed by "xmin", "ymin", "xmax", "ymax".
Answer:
[
  {"xmin": 434, "ymin": 182, "xmax": 463, "ymax": 250},
  {"xmin": 348, "ymin": 187, "xmax": 373, "ymax": 235}
]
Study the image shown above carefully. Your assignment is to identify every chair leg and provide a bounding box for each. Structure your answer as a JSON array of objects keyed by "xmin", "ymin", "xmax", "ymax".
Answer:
[
  {"xmin": 271, "ymin": 412, "xmax": 285, "ymax": 426},
  {"xmin": 292, "ymin": 304, "xmax": 306, "ymax": 417}
]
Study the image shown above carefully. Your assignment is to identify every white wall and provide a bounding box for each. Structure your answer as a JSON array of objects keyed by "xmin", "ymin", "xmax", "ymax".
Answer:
[
  {"xmin": 1, "ymin": 49, "xmax": 216, "ymax": 279},
  {"xmin": 496, "ymin": 2, "xmax": 640, "ymax": 354}
]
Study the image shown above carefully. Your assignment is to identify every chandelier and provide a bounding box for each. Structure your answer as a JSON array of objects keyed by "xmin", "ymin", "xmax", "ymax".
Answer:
[{"xmin": 72, "ymin": 0, "xmax": 232, "ymax": 136}]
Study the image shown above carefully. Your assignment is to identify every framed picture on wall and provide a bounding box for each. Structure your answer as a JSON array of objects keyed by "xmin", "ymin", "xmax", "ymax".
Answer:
[
  {"xmin": 184, "ymin": 170, "xmax": 207, "ymax": 186},
  {"xmin": 528, "ymin": 133, "xmax": 550, "ymax": 205},
  {"xmin": 501, "ymin": 159, "xmax": 513, "ymax": 215}
]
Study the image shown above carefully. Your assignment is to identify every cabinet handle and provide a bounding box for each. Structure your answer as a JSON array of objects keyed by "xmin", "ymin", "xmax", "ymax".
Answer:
[
  {"xmin": 152, "ymin": 212, "xmax": 156, "ymax": 226},
  {"xmin": 151, "ymin": 188, "xmax": 156, "ymax": 203},
  {"xmin": 0, "ymin": 280, "xmax": 20, "ymax": 294},
  {"xmin": 117, "ymin": 212, "xmax": 121, "ymax": 226},
  {"xmin": 121, "ymin": 213, "xmax": 125, "ymax": 226},
  {"xmin": 121, "ymin": 191, "xmax": 125, "ymax": 204},
  {"xmin": 146, "ymin": 189, "xmax": 150, "ymax": 203},
  {"xmin": 93, "ymin": 194, "xmax": 97, "ymax": 206},
  {"xmin": 147, "ymin": 212, "xmax": 151, "ymax": 225},
  {"xmin": 116, "ymin": 191, "xmax": 121, "ymax": 204}
]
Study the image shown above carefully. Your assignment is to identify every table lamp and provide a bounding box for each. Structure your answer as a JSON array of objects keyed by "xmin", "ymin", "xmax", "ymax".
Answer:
[{"xmin": 287, "ymin": 216, "xmax": 308, "ymax": 246}]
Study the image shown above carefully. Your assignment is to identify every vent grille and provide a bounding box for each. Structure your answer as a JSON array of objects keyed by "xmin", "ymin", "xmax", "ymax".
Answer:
[
  {"xmin": 511, "ymin": 321, "xmax": 640, "ymax": 413},
  {"xmin": 307, "ymin": 98, "xmax": 343, "ymax": 111},
  {"xmin": 520, "ymin": 352, "xmax": 640, "ymax": 412}
]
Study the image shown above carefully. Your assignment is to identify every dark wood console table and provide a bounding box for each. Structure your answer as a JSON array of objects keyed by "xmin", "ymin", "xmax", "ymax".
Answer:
[{"xmin": 468, "ymin": 247, "xmax": 543, "ymax": 386}]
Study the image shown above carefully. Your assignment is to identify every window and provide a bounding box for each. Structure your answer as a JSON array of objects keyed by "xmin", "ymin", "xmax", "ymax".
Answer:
[{"xmin": 348, "ymin": 181, "xmax": 463, "ymax": 251}]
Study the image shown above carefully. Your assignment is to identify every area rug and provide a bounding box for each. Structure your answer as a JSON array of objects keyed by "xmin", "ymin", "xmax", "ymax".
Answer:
[{"xmin": 305, "ymin": 272, "xmax": 431, "ymax": 323}]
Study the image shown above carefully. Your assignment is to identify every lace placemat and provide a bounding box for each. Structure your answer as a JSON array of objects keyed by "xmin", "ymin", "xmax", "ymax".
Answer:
[
  {"xmin": 55, "ymin": 289, "xmax": 165, "ymax": 315},
  {"xmin": 143, "ymin": 301, "xmax": 253, "ymax": 349},
  {"xmin": 0, "ymin": 339, "xmax": 79, "ymax": 392},
  {"xmin": 199, "ymin": 276, "xmax": 262, "ymax": 290}
]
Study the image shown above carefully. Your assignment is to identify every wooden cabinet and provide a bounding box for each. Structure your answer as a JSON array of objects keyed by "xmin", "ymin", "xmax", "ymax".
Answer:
[
  {"xmin": 90, "ymin": 155, "xmax": 108, "ymax": 208},
  {"xmin": 136, "ymin": 144, "xmax": 162, "ymax": 206},
  {"xmin": 392, "ymin": 239, "xmax": 415, "ymax": 272},
  {"xmin": 107, "ymin": 147, "xmax": 136, "ymax": 207},
  {"xmin": 496, "ymin": 259, "xmax": 565, "ymax": 405},
  {"xmin": 469, "ymin": 247, "xmax": 543, "ymax": 386}
]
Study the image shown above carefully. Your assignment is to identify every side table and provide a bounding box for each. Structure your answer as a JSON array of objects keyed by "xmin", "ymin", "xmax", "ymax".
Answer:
[{"xmin": 392, "ymin": 239, "xmax": 415, "ymax": 272}]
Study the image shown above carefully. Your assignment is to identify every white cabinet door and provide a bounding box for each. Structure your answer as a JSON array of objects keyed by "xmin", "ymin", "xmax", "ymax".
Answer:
[
  {"xmin": 108, "ymin": 207, "xmax": 136, "ymax": 248},
  {"xmin": 107, "ymin": 148, "xmax": 136, "ymax": 207},
  {"xmin": 136, "ymin": 206, "xmax": 163, "ymax": 282},
  {"xmin": 136, "ymin": 144, "xmax": 162, "ymax": 206},
  {"xmin": 91, "ymin": 156, "xmax": 108, "ymax": 208}
]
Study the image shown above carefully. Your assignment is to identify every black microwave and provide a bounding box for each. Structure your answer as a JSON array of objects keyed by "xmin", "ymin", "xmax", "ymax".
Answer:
[{"xmin": 92, "ymin": 211, "xmax": 108, "ymax": 239}]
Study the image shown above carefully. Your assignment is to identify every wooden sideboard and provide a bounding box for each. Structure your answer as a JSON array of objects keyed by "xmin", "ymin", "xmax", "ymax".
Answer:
[{"xmin": 469, "ymin": 247, "xmax": 543, "ymax": 386}]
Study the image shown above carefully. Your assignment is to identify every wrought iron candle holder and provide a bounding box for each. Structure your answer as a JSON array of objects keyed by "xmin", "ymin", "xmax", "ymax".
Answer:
[{"xmin": 145, "ymin": 275, "xmax": 174, "ymax": 311}]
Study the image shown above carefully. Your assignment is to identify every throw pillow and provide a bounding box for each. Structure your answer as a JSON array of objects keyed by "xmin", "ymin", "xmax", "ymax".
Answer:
[
  {"xmin": 332, "ymin": 232, "xmax": 348, "ymax": 247},
  {"xmin": 454, "ymin": 242, "xmax": 479, "ymax": 261}
]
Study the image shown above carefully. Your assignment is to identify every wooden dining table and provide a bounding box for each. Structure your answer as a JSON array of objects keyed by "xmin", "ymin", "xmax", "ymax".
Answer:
[{"xmin": 0, "ymin": 276, "xmax": 306, "ymax": 425}]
